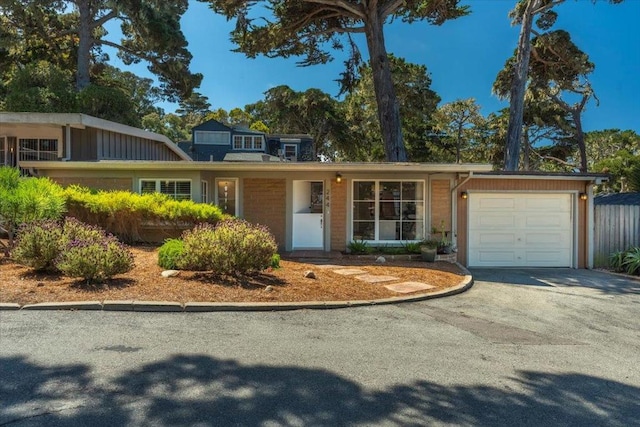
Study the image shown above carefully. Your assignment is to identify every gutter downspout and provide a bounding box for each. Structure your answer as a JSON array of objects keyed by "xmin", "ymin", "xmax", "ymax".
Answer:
[{"xmin": 450, "ymin": 171, "xmax": 474, "ymax": 250}]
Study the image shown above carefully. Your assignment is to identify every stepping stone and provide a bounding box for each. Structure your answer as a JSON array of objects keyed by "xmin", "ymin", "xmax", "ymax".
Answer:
[
  {"xmin": 333, "ymin": 268, "xmax": 367, "ymax": 275},
  {"xmin": 355, "ymin": 274, "xmax": 399, "ymax": 283},
  {"xmin": 385, "ymin": 282, "xmax": 436, "ymax": 293}
]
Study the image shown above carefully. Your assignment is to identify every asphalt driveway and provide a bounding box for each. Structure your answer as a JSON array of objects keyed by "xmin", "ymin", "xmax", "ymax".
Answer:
[{"xmin": 1, "ymin": 268, "xmax": 639, "ymax": 426}]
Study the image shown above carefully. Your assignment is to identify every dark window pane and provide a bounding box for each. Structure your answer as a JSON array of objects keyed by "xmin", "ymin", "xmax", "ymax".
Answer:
[{"xmin": 353, "ymin": 222, "xmax": 375, "ymax": 240}]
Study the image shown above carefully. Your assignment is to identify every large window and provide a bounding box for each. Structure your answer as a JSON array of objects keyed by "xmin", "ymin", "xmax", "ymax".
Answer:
[
  {"xmin": 140, "ymin": 179, "xmax": 191, "ymax": 200},
  {"xmin": 18, "ymin": 138, "xmax": 58, "ymax": 161},
  {"xmin": 352, "ymin": 180, "xmax": 424, "ymax": 242},
  {"xmin": 194, "ymin": 131, "xmax": 229, "ymax": 145},
  {"xmin": 215, "ymin": 178, "xmax": 238, "ymax": 215}
]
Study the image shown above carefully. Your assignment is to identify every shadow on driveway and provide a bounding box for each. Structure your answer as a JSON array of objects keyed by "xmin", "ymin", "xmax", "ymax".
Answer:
[
  {"xmin": 2, "ymin": 354, "xmax": 639, "ymax": 426},
  {"xmin": 470, "ymin": 268, "xmax": 640, "ymax": 295}
]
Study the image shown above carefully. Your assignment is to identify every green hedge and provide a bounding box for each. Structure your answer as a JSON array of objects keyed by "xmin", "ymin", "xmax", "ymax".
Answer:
[{"xmin": 64, "ymin": 186, "xmax": 226, "ymax": 243}]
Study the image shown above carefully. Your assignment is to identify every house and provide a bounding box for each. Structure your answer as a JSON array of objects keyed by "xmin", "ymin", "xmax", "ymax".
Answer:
[
  {"xmin": 1, "ymin": 112, "xmax": 608, "ymax": 268},
  {"xmin": 177, "ymin": 119, "xmax": 315, "ymax": 162},
  {"xmin": 593, "ymin": 192, "xmax": 640, "ymax": 266}
]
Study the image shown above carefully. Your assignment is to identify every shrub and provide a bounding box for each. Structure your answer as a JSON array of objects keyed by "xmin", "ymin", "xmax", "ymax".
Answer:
[
  {"xmin": 610, "ymin": 251, "xmax": 626, "ymax": 272},
  {"xmin": 623, "ymin": 247, "xmax": 640, "ymax": 275},
  {"xmin": 270, "ymin": 253, "xmax": 281, "ymax": 269},
  {"xmin": 402, "ymin": 241, "xmax": 422, "ymax": 254},
  {"xmin": 179, "ymin": 219, "xmax": 277, "ymax": 275},
  {"xmin": 11, "ymin": 220, "xmax": 63, "ymax": 271},
  {"xmin": 0, "ymin": 167, "xmax": 66, "ymax": 250},
  {"xmin": 64, "ymin": 186, "xmax": 225, "ymax": 243},
  {"xmin": 56, "ymin": 236, "xmax": 134, "ymax": 283},
  {"xmin": 348, "ymin": 240, "xmax": 371, "ymax": 255},
  {"xmin": 158, "ymin": 239, "xmax": 185, "ymax": 270}
]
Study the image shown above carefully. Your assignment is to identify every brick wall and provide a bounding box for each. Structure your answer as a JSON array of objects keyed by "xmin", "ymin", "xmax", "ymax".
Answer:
[
  {"xmin": 430, "ymin": 180, "xmax": 451, "ymax": 236},
  {"xmin": 330, "ymin": 180, "xmax": 347, "ymax": 251},
  {"xmin": 243, "ymin": 178, "xmax": 286, "ymax": 248}
]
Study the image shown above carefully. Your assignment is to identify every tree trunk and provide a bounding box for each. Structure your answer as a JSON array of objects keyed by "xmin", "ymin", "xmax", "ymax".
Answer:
[
  {"xmin": 76, "ymin": 0, "xmax": 93, "ymax": 91},
  {"xmin": 504, "ymin": 0, "xmax": 540, "ymax": 171},
  {"xmin": 573, "ymin": 110, "xmax": 587, "ymax": 173},
  {"xmin": 523, "ymin": 127, "xmax": 530, "ymax": 170},
  {"xmin": 364, "ymin": 14, "xmax": 407, "ymax": 162}
]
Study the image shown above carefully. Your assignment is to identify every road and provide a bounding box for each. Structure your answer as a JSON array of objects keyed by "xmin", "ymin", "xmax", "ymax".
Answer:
[{"xmin": 1, "ymin": 268, "xmax": 639, "ymax": 426}]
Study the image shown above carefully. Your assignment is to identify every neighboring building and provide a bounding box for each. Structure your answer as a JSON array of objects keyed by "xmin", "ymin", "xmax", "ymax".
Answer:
[
  {"xmin": 177, "ymin": 119, "xmax": 314, "ymax": 162},
  {"xmin": 1, "ymin": 112, "xmax": 608, "ymax": 268}
]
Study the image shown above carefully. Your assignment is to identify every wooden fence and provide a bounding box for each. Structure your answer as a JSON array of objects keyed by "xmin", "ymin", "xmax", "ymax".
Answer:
[{"xmin": 594, "ymin": 204, "xmax": 640, "ymax": 267}]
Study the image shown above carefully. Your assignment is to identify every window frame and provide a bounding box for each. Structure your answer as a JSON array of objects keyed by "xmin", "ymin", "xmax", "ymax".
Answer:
[
  {"xmin": 232, "ymin": 135, "xmax": 265, "ymax": 151},
  {"xmin": 18, "ymin": 138, "xmax": 58, "ymax": 161},
  {"xmin": 351, "ymin": 179, "xmax": 426, "ymax": 243},
  {"xmin": 283, "ymin": 144, "xmax": 298, "ymax": 161},
  {"xmin": 201, "ymin": 180, "xmax": 209, "ymax": 204},
  {"xmin": 139, "ymin": 179, "xmax": 192, "ymax": 201},
  {"xmin": 194, "ymin": 131, "xmax": 230, "ymax": 145}
]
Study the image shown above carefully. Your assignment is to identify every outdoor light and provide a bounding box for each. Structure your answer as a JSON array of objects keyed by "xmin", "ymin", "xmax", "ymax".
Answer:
[
  {"xmin": 579, "ymin": 192, "xmax": 588, "ymax": 200},
  {"xmin": 460, "ymin": 191, "xmax": 468, "ymax": 199},
  {"xmin": 336, "ymin": 173, "xmax": 342, "ymax": 183}
]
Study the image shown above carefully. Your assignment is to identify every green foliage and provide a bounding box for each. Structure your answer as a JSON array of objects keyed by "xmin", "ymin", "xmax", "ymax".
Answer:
[
  {"xmin": 343, "ymin": 56, "xmax": 441, "ymax": 161},
  {"xmin": 11, "ymin": 217, "xmax": 134, "ymax": 281},
  {"xmin": 77, "ymin": 84, "xmax": 140, "ymax": 127},
  {"xmin": 402, "ymin": 241, "xmax": 423, "ymax": 254},
  {"xmin": 270, "ymin": 253, "xmax": 281, "ymax": 269},
  {"xmin": 158, "ymin": 239, "xmax": 185, "ymax": 270},
  {"xmin": 56, "ymin": 235, "xmax": 134, "ymax": 283},
  {"xmin": 0, "ymin": 167, "xmax": 67, "ymax": 249},
  {"xmin": 420, "ymin": 239, "xmax": 440, "ymax": 249},
  {"xmin": 592, "ymin": 150, "xmax": 640, "ymax": 193},
  {"xmin": 64, "ymin": 186, "xmax": 225, "ymax": 243},
  {"xmin": 623, "ymin": 247, "xmax": 640, "ymax": 276},
  {"xmin": 4, "ymin": 61, "xmax": 77, "ymax": 112},
  {"xmin": 347, "ymin": 240, "xmax": 371, "ymax": 255},
  {"xmin": 179, "ymin": 219, "xmax": 278, "ymax": 275},
  {"xmin": 610, "ymin": 247, "xmax": 640, "ymax": 276},
  {"xmin": 11, "ymin": 220, "xmax": 63, "ymax": 271}
]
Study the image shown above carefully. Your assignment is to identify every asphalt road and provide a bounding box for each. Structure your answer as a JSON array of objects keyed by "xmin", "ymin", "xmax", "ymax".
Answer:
[{"xmin": 1, "ymin": 268, "xmax": 639, "ymax": 426}]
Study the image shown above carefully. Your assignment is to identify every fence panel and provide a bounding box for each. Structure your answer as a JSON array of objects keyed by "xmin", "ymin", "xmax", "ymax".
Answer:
[{"xmin": 594, "ymin": 204, "xmax": 640, "ymax": 267}]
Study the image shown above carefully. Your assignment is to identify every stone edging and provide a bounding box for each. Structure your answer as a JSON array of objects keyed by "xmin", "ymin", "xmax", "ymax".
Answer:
[{"xmin": 0, "ymin": 265, "xmax": 474, "ymax": 312}]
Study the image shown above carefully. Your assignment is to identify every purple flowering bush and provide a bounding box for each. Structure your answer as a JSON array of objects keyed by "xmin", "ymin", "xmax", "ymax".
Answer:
[
  {"xmin": 12, "ymin": 216, "xmax": 134, "ymax": 282},
  {"xmin": 179, "ymin": 219, "xmax": 277, "ymax": 275},
  {"xmin": 56, "ymin": 236, "xmax": 134, "ymax": 283},
  {"xmin": 12, "ymin": 220, "xmax": 63, "ymax": 271}
]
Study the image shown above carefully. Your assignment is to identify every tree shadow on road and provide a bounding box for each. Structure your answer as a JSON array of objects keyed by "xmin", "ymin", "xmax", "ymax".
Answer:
[{"xmin": 2, "ymin": 354, "xmax": 638, "ymax": 426}]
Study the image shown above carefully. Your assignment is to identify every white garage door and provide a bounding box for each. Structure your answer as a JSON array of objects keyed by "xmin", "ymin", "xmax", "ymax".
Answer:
[{"xmin": 468, "ymin": 193, "xmax": 573, "ymax": 267}]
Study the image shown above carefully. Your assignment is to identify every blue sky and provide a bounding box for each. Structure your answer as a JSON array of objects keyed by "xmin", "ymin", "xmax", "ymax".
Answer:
[{"xmin": 110, "ymin": 0, "xmax": 640, "ymax": 133}]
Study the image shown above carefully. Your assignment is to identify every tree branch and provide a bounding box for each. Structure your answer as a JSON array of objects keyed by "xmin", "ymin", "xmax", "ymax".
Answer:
[
  {"xmin": 95, "ymin": 38, "xmax": 156, "ymax": 64},
  {"xmin": 91, "ymin": 10, "xmax": 119, "ymax": 29},
  {"xmin": 380, "ymin": 0, "xmax": 404, "ymax": 20},
  {"xmin": 302, "ymin": 0, "xmax": 366, "ymax": 20}
]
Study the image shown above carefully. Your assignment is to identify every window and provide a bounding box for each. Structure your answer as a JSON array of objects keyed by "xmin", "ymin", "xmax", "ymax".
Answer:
[
  {"xmin": 140, "ymin": 179, "xmax": 191, "ymax": 200},
  {"xmin": 352, "ymin": 180, "xmax": 425, "ymax": 242},
  {"xmin": 283, "ymin": 144, "xmax": 297, "ymax": 161},
  {"xmin": 215, "ymin": 178, "xmax": 238, "ymax": 216},
  {"xmin": 194, "ymin": 131, "xmax": 229, "ymax": 145},
  {"xmin": 18, "ymin": 138, "xmax": 58, "ymax": 161},
  {"xmin": 201, "ymin": 180, "xmax": 209, "ymax": 204},
  {"xmin": 232, "ymin": 135, "xmax": 264, "ymax": 151}
]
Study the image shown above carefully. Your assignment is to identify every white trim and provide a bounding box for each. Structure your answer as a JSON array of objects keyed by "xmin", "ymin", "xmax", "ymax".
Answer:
[
  {"xmin": 351, "ymin": 179, "xmax": 426, "ymax": 244},
  {"xmin": 283, "ymin": 143, "xmax": 298, "ymax": 161},
  {"xmin": 472, "ymin": 174, "xmax": 608, "ymax": 183},
  {"xmin": 139, "ymin": 178, "xmax": 192, "ymax": 200},
  {"xmin": 201, "ymin": 180, "xmax": 209, "ymax": 204}
]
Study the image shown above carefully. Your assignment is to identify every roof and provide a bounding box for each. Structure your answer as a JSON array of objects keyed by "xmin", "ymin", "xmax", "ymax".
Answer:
[
  {"xmin": 475, "ymin": 171, "xmax": 609, "ymax": 183},
  {"xmin": 0, "ymin": 112, "xmax": 192, "ymax": 161},
  {"xmin": 223, "ymin": 153, "xmax": 282, "ymax": 162},
  {"xmin": 594, "ymin": 192, "xmax": 640, "ymax": 206}
]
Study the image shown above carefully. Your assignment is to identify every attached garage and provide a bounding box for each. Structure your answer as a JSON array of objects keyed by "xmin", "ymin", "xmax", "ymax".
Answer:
[{"xmin": 467, "ymin": 193, "xmax": 573, "ymax": 267}]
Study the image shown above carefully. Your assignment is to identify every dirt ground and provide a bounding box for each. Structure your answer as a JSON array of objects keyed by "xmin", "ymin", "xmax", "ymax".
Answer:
[{"xmin": 0, "ymin": 246, "xmax": 465, "ymax": 306}]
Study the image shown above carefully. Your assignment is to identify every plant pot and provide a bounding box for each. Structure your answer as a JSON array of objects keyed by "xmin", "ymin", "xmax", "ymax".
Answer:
[{"xmin": 420, "ymin": 246, "xmax": 437, "ymax": 262}]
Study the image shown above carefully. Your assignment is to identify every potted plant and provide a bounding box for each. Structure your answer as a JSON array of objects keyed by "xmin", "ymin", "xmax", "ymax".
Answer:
[
  {"xmin": 436, "ymin": 220, "xmax": 453, "ymax": 254},
  {"xmin": 420, "ymin": 239, "xmax": 439, "ymax": 262}
]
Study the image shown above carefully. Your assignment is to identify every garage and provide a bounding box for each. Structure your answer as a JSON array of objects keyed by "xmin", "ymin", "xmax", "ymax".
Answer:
[{"xmin": 467, "ymin": 192, "xmax": 574, "ymax": 267}]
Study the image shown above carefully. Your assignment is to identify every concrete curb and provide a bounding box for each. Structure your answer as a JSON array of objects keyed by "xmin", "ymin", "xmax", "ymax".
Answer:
[
  {"xmin": 21, "ymin": 301, "xmax": 102, "ymax": 310},
  {"xmin": 4, "ymin": 269, "xmax": 474, "ymax": 313}
]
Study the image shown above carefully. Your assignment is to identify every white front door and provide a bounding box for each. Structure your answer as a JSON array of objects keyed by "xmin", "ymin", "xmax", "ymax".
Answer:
[
  {"xmin": 292, "ymin": 180, "xmax": 324, "ymax": 249},
  {"xmin": 468, "ymin": 193, "xmax": 573, "ymax": 267}
]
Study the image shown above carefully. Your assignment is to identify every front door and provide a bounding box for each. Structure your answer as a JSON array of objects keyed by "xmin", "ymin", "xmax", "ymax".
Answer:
[{"xmin": 292, "ymin": 180, "xmax": 324, "ymax": 249}]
